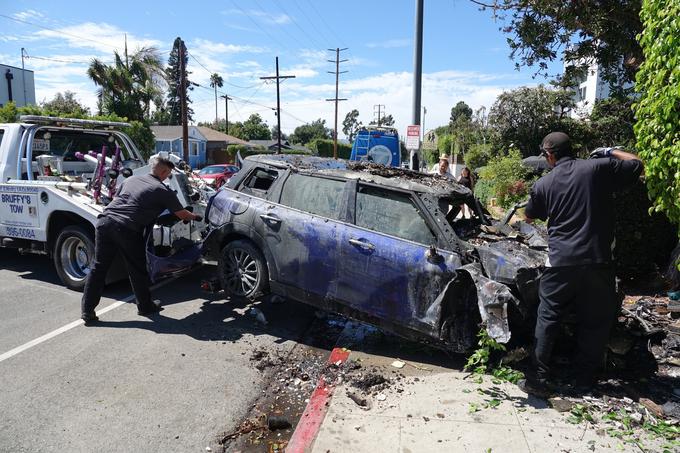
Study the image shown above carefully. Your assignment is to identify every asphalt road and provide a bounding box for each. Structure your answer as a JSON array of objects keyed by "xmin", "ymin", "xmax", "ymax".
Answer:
[{"xmin": 0, "ymin": 249, "xmax": 318, "ymax": 453}]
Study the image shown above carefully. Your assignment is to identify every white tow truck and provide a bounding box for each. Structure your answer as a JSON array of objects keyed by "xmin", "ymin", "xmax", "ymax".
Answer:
[{"xmin": 0, "ymin": 115, "xmax": 210, "ymax": 290}]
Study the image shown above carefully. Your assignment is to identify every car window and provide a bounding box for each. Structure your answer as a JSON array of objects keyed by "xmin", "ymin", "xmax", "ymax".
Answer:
[
  {"xmin": 200, "ymin": 166, "xmax": 224, "ymax": 175},
  {"xmin": 30, "ymin": 129, "xmax": 133, "ymax": 162},
  {"xmin": 0, "ymin": 129, "xmax": 4, "ymax": 149},
  {"xmin": 280, "ymin": 174, "xmax": 345, "ymax": 220},
  {"xmin": 356, "ymin": 185, "xmax": 435, "ymax": 245},
  {"xmin": 240, "ymin": 167, "xmax": 279, "ymax": 197}
]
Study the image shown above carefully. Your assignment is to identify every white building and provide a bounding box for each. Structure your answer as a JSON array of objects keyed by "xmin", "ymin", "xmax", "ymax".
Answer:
[
  {"xmin": 0, "ymin": 64, "xmax": 36, "ymax": 108},
  {"xmin": 565, "ymin": 60, "xmax": 633, "ymax": 119}
]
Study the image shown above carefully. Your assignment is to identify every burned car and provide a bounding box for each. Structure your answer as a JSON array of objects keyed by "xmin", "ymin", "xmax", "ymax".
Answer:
[{"xmin": 202, "ymin": 155, "xmax": 547, "ymax": 352}]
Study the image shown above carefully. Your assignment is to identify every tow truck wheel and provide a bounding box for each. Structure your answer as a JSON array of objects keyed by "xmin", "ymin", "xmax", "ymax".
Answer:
[
  {"xmin": 53, "ymin": 226, "xmax": 95, "ymax": 292},
  {"xmin": 218, "ymin": 240, "xmax": 269, "ymax": 299}
]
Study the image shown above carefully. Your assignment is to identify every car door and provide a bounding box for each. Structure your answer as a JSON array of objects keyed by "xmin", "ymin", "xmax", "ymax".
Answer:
[
  {"xmin": 337, "ymin": 183, "xmax": 463, "ymax": 332},
  {"xmin": 256, "ymin": 172, "xmax": 348, "ymax": 300}
]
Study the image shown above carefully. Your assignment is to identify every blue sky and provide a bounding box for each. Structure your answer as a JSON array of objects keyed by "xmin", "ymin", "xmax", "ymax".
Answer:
[{"xmin": 0, "ymin": 0, "xmax": 563, "ymax": 137}]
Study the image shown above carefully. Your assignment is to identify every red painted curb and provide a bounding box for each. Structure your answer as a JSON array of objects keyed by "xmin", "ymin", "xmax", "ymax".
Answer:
[{"xmin": 286, "ymin": 347, "xmax": 351, "ymax": 453}]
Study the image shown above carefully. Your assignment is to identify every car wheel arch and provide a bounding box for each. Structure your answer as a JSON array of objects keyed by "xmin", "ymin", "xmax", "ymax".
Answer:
[
  {"xmin": 218, "ymin": 230, "xmax": 277, "ymax": 283},
  {"xmin": 437, "ymin": 269, "xmax": 481, "ymax": 353}
]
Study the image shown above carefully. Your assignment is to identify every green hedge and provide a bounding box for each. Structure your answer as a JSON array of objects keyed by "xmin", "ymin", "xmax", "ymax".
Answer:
[{"xmin": 310, "ymin": 138, "xmax": 352, "ymax": 159}]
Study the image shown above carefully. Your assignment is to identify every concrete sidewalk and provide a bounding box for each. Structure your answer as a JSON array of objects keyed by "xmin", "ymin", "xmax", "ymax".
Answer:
[
  {"xmin": 301, "ymin": 326, "xmax": 669, "ymax": 453},
  {"xmin": 311, "ymin": 371, "xmax": 634, "ymax": 452}
]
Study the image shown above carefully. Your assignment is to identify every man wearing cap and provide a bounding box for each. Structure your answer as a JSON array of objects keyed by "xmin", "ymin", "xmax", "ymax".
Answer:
[
  {"xmin": 519, "ymin": 132, "xmax": 643, "ymax": 396},
  {"xmin": 81, "ymin": 156, "xmax": 201, "ymax": 324},
  {"xmin": 431, "ymin": 154, "xmax": 454, "ymax": 179}
]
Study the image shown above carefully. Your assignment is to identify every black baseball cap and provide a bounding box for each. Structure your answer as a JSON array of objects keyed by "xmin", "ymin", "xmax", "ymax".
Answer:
[{"xmin": 540, "ymin": 132, "xmax": 572, "ymax": 156}]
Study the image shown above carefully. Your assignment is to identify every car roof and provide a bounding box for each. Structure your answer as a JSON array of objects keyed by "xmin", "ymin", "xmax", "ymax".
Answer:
[{"xmin": 244, "ymin": 154, "xmax": 471, "ymax": 198}]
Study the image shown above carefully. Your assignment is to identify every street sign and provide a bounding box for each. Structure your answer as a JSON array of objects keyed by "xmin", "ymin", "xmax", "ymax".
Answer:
[{"xmin": 406, "ymin": 125, "xmax": 420, "ymax": 149}]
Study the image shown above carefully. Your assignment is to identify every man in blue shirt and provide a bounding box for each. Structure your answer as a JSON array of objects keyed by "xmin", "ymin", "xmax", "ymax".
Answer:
[{"xmin": 519, "ymin": 132, "xmax": 643, "ymax": 396}]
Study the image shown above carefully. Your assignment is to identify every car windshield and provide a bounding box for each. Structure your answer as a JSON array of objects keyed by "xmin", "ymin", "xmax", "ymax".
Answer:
[
  {"xmin": 226, "ymin": 165, "xmax": 239, "ymax": 172},
  {"xmin": 200, "ymin": 166, "xmax": 225, "ymax": 175}
]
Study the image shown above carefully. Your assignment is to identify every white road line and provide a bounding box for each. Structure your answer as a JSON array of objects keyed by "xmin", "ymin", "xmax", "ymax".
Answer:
[{"xmin": 0, "ymin": 278, "xmax": 177, "ymax": 364}]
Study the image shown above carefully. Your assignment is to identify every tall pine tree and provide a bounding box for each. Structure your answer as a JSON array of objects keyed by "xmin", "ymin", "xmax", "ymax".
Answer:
[{"xmin": 165, "ymin": 37, "xmax": 194, "ymax": 125}]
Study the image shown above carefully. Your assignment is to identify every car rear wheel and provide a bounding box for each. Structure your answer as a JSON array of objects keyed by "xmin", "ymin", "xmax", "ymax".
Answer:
[
  {"xmin": 53, "ymin": 225, "xmax": 95, "ymax": 291},
  {"xmin": 218, "ymin": 240, "xmax": 269, "ymax": 298}
]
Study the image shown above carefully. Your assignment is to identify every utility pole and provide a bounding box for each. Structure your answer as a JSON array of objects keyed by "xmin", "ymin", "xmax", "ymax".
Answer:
[
  {"xmin": 326, "ymin": 48, "xmax": 348, "ymax": 159},
  {"xmin": 179, "ymin": 38, "xmax": 189, "ymax": 163},
  {"xmin": 374, "ymin": 104, "xmax": 385, "ymax": 126},
  {"xmin": 221, "ymin": 94, "xmax": 232, "ymax": 134},
  {"xmin": 260, "ymin": 57, "xmax": 295, "ymax": 154},
  {"xmin": 410, "ymin": 0, "xmax": 424, "ymax": 171},
  {"xmin": 21, "ymin": 48, "xmax": 27, "ymax": 106}
]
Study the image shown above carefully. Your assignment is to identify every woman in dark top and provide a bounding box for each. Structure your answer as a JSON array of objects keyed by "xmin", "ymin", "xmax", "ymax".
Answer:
[{"xmin": 457, "ymin": 167, "xmax": 475, "ymax": 218}]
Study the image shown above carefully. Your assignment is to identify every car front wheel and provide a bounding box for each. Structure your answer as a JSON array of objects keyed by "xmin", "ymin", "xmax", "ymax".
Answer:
[
  {"xmin": 218, "ymin": 240, "xmax": 269, "ymax": 298},
  {"xmin": 53, "ymin": 225, "xmax": 94, "ymax": 291}
]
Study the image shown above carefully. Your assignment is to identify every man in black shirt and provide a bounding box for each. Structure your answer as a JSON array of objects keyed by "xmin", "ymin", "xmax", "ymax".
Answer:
[
  {"xmin": 81, "ymin": 156, "xmax": 201, "ymax": 324},
  {"xmin": 519, "ymin": 132, "xmax": 643, "ymax": 396}
]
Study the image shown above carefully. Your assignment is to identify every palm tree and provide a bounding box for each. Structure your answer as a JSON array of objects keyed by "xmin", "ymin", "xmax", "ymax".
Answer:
[
  {"xmin": 209, "ymin": 73, "xmax": 224, "ymax": 126},
  {"xmin": 87, "ymin": 47, "xmax": 165, "ymax": 121}
]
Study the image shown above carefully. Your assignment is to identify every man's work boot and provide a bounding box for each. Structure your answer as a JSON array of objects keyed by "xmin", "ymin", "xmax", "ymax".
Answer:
[
  {"xmin": 81, "ymin": 312, "xmax": 99, "ymax": 326},
  {"xmin": 138, "ymin": 300, "xmax": 163, "ymax": 317},
  {"xmin": 517, "ymin": 378, "xmax": 552, "ymax": 398}
]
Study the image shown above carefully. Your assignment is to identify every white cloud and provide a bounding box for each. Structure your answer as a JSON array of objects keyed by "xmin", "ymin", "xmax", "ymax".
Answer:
[
  {"xmin": 12, "ymin": 9, "xmax": 46, "ymax": 21},
  {"xmin": 366, "ymin": 38, "xmax": 411, "ymax": 49},
  {"xmin": 33, "ymin": 22, "xmax": 165, "ymax": 54},
  {"xmin": 191, "ymin": 38, "xmax": 267, "ymax": 55},
  {"xmin": 221, "ymin": 8, "xmax": 291, "ymax": 25}
]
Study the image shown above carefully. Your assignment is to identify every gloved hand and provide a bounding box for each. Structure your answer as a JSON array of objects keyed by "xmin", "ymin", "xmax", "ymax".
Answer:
[{"xmin": 590, "ymin": 146, "xmax": 621, "ymax": 159}]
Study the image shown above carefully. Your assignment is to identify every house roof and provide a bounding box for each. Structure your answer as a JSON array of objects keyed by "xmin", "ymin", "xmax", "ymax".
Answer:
[
  {"xmin": 150, "ymin": 125, "xmax": 249, "ymax": 145},
  {"xmin": 195, "ymin": 126, "xmax": 248, "ymax": 145}
]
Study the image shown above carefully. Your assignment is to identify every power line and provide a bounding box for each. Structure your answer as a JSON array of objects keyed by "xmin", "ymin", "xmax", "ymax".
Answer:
[
  {"xmin": 326, "ymin": 48, "xmax": 348, "ymax": 159},
  {"xmin": 290, "ymin": 0, "xmax": 336, "ymax": 46},
  {"xmin": 260, "ymin": 57, "xmax": 296, "ymax": 153},
  {"xmin": 186, "ymin": 50, "xmax": 264, "ymax": 90},
  {"xmin": 272, "ymin": 0, "xmax": 326, "ymax": 50},
  {"xmin": 229, "ymin": 0, "xmax": 289, "ymax": 52}
]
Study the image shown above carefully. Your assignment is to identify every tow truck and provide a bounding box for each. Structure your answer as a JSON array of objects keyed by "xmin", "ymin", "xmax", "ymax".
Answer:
[{"xmin": 0, "ymin": 115, "xmax": 210, "ymax": 290}]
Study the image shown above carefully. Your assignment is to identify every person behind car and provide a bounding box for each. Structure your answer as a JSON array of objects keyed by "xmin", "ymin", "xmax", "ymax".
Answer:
[
  {"xmin": 80, "ymin": 156, "xmax": 201, "ymax": 324},
  {"xmin": 518, "ymin": 132, "xmax": 643, "ymax": 396},
  {"xmin": 457, "ymin": 166, "xmax": 475, "ymax": 218},
  {"xmin": 431, "ymin": 154, "xmax": 453, "ymax": 179}
]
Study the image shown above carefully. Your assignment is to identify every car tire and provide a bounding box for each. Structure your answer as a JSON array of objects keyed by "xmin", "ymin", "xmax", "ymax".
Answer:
[
  {"xmin": 218, "ymin": 239, "xmax": 269, "ymax": 299},
  {"xmin": 53, "ymin": 225, "xmax": 95, "ymax": 291}
]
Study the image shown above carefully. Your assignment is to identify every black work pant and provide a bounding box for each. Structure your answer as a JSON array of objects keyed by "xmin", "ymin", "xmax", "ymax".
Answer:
[
  {"xmin": 81, "ymin": 217, "xmax": 153, "ymax": 315},
  {"xmin": 534, "ymin": 265, "xmax": 618, "ymax": 381}
]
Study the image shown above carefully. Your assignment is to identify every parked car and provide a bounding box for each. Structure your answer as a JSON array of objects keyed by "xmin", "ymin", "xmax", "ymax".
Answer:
[
  {"xmin": 196, "ymin": 164, "xmax": 240, "ymax": 187},
  {"xmin": 202, "ymin": 155, "xmax": 547, "ymax": 352}
]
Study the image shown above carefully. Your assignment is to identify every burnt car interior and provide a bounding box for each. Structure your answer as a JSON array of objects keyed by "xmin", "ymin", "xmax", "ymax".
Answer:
[{"xmin": 241, "ymin": 168, "xmax": 279, "ymax": 195}]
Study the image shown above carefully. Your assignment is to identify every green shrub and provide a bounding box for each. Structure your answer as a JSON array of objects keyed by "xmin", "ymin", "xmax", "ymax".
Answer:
[
  {"xmin": 310, "ymin": 138, "xmax": 352, "ymax": 159},
  {"xmin": 634, "ymin": 0, "xmax": 680, "ymax": 229},
  {"xmin": 478, "ymin": 149, "xmax": 532, "ymax": 208},
  {"xmin": 474, "ymin": 179, "xmax": 495, "ymax": 207},
  {"xmin": 465, "ymin": 143, "xmax": 493, "ymax": 171}
]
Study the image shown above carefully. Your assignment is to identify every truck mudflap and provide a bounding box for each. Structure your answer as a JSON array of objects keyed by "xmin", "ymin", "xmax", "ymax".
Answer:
[{"xmin": 460, "ymin": 262, "xmax": 519, "ymax": 344}]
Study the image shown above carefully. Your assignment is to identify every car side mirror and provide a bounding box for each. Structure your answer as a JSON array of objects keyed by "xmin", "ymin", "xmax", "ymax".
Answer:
[{"xmin": 426, "ymin": 244, "xmax": 444, "ymax": 264}]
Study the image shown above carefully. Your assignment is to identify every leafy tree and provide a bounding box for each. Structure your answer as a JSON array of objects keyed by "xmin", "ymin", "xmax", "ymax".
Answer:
[
  {"xmin": 369, "ymin": 113, "xmax": 394, "ymax": 127},
  {"xmin": 477, "ymin": 149, "xmax": 532, "ymax": 208},
  {"xmin": 165, "ymin": 37, "xmax": 194, "ymax": 124},
  {"xmin": 342, "ymin": 109, "xmax": 362, "ymax": 142},
  {"xmin": 473, "ymin": 0, "xmax": 643, "ymax": 88},
  {"xmin": 87, "ymin": 46, "xmax": 164, "ymax": 121},
  {"xmin": 209, "ymin": 73, "xmax": 223, "ymax": 125},
  {"xmin": 241, "ymin": 114, "xmax": 272, "ymax": 141},
  {"xmin": 488, "ymin": 85, "xmax": 575, "ymax": 157},
  {"xmin": 450, "ymin": 101, "xmax": 473, "ymax": 125},
  {"xmin": 0, "ymin": 101, "xmax": 19, "ymax": 122},
  {"xmin": 290, "ymin": 118, "xmax": 331, "ymax": 144},
  {"xmin": 270, "ymin": 124, "xmax": 287, "ymax": 142},
  {"xmin": 465, "ymin": 143, "xmax": 493, "ymax": 171},
  {"xmin": 41, "ymin": 91, "xmax": 90, "ymax": 117},
  {"xmin": 588, "ymin": 96, "xmax": 635, "ymax": 149},
  {"xmin": 634, "ymin": 0, "xmax": 680, "ymax": 227}
]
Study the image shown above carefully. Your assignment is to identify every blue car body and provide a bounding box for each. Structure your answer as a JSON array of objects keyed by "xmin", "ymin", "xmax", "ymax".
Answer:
[{"xmin": 203, "ymin": 155, "xmax": 546, "ymax": 351}]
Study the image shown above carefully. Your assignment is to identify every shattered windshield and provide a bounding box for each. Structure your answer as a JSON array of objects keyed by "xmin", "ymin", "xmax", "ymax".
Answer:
[{"xmin": 437, "ymin": 195, "xmax": 486, "ymax": 240}]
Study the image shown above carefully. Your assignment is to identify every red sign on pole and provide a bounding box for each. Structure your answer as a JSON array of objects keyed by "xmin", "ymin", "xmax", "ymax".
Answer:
[{"xmin": 406, "ymin": 125, "xmax": 421, "ymax": 149}]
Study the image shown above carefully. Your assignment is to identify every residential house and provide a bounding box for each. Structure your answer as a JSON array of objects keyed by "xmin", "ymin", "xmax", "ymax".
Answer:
[
  {"xmin": 195, "ymin": 126, "xmax": 250, "ymax": 164},
  {"xmin": 150, "ymin": 125, "xmax": 207, "ymax": 168}
]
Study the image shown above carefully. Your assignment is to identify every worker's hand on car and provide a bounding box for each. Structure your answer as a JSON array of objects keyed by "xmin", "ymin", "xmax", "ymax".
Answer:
[
  {"xmin": 590, "ymin": 147, "xmax": 614, "ymax": 159},
  {"xmin": 193, "ymin": 215, "xmax": 203, "ymax": 222}
]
